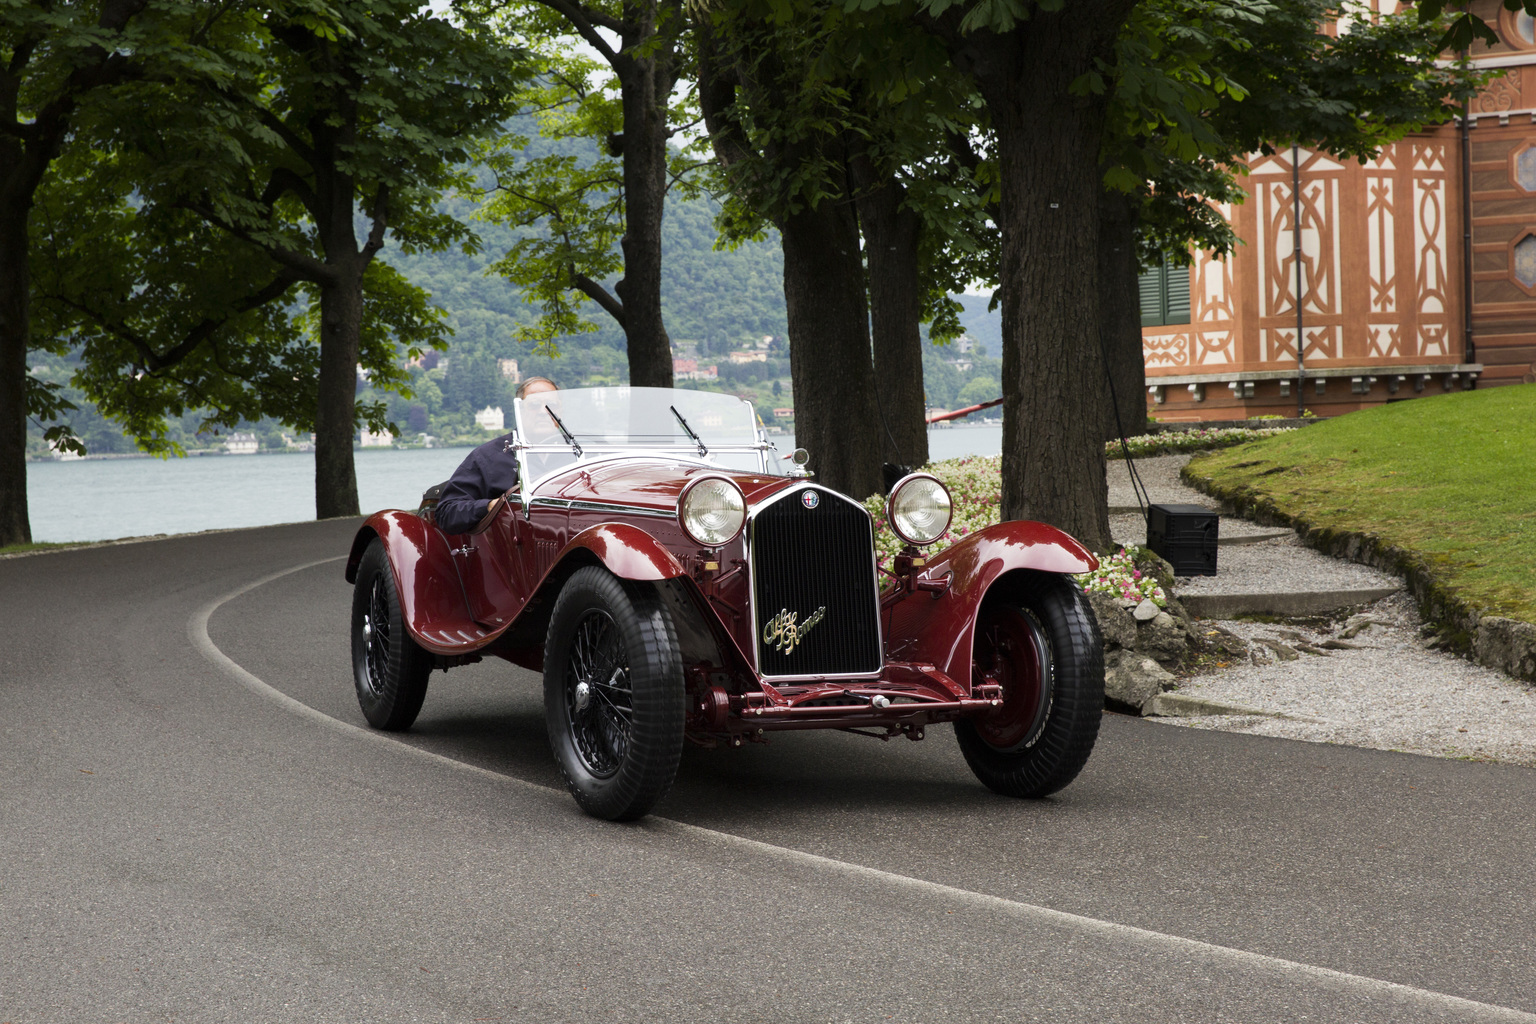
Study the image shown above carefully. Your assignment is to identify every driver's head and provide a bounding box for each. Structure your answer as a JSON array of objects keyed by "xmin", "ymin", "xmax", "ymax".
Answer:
[{"xmin": 517, "ymin": 377, "xmax": 557, "ymax": 399}]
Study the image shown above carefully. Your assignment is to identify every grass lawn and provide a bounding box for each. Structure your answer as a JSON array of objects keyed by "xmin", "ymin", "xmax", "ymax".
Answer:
[
  {"xmin": 0, "ymin": 541, "xmax": 80, "ymax": 557},
  {"xmin": 1184, "ymin": 383, "xmax": 1536, "ymax": 625}
]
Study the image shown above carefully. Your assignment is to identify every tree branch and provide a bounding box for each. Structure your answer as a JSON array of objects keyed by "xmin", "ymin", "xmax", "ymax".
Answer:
[
  {"xmin": 573, "ymin": 273, "xmax": 624, "ymax": 325},
  {"xmin": 48, "ymin": 269, "xmax": 301, "ymax": 373},
  {"xmin": 258, "ymin": 165, "xmax": 320, "ymax": 217},
  {"xmin": 180, "ymin": 199, "xmax": 336, "ymax": 284},
  {"xmin": 528, "ymin": 0, "xmax": 621, "ymax": 64},
  {"xmin": 362, "ymin": 183, "xmax": 389, "ymax": 260}
]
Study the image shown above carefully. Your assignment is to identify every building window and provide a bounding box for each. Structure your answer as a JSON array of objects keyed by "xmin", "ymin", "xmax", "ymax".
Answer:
[
  {"xmin": 1139, "ymin": 256, "xmax": 1191, "ymax": 327},
  {"xmin": 1506, "ymin": 10, "xmax": 1535, "ymax": 47},
  {"xmin": 1514, "ymin": 143, "xmax": 1536, "ymax": 195},
  {"xmin": 1513, "ymin": 231, "xmax": 1536, "ymax": 294}
]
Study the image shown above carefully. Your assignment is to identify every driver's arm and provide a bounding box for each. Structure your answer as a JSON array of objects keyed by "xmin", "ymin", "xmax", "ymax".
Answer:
[{"xmin": 434, "ymin": 443, "xmax": 519, "ymax": 535}]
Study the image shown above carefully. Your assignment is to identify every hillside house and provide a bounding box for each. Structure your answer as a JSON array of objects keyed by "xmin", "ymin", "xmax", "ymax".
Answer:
[{"xmin": 223, "ymin": 433, "xmax": 258, "ymax": 455}]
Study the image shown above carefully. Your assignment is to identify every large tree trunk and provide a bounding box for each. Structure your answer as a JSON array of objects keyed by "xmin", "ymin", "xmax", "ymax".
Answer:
[
  {"xmin": 854, "ymin": 170, "xmax": 929, "ymax": 471},
  {"xmin": 0, "ymin": 199, "xmax": 31, "ymax": 546},
  {"xmin": 1097, "ymin": 187, "xmax": 1147, "ymax": 444},
  {"xmin": 964, "ymin": 12, "xmax": 1128, "ymax": 552},
  {"xmin": 313, "ymin": 266, "xmax": 363, "ymax": 519},
  {"xmin": 780, "ymin": 198, "xmax": 883, "ymax": 500},
  {"xmin": 614, "ymin": 0, "xmax": 675, "ymax": 389}
]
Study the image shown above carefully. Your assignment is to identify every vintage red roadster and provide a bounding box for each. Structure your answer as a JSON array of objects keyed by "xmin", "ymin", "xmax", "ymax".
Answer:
[{"xmin": 346, "ymin": 387, "xmax": 1104, "ymax": 820}]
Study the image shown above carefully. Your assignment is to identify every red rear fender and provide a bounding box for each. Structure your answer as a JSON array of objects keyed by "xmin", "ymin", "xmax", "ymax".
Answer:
[
  {"xmin": 885, "ymin": 520, "xmax": 1098, "ymax": 691},
  {"xmin": 345, "ymin": 511, "xmax": 475, "ymax": 652}
]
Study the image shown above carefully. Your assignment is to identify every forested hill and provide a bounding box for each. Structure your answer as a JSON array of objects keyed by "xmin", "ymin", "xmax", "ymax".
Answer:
[
  {"xmin": 381, "ymin": 188, "xmax": 794, "ymax": 380},
  {"xmin": 26, "ymin": 125, "xmax": 1004, "ymax": 455}
]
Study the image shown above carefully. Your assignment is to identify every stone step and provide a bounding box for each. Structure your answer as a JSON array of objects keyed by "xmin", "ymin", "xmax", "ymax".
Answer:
[
  {"xmin": 1181, "ymin": 588, "xmax": 1402, "ymax": 619},
  {"xmin": 1147, "ymin": 692, "xmax": 1327, "ymax": 723}
]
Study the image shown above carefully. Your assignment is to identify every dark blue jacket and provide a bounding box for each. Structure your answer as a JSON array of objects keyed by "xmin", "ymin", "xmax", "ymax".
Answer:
[{"xmin": 434, "ymin": 434, "xmax": 520, "ymax": 535}]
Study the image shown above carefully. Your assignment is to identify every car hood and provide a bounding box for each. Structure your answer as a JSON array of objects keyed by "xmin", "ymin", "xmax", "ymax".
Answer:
[{"xmin": 533, "ymin": 457, "xmax": 803, "ymax": 513}]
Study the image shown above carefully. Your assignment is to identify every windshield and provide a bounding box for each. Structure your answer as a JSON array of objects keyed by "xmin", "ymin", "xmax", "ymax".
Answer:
[{"xmin": 514, "ymin": 387, "xmax": 778, "ymax": 483}]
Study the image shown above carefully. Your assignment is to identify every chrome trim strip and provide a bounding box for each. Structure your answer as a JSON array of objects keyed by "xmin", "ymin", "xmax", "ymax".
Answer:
[
  {"xmin": 530, "ymin": 496, "xmax": 676, "ymax": 519},
  {"xmin": 745, "ymin": 482, "xmax": 885, "ymax": 682}
]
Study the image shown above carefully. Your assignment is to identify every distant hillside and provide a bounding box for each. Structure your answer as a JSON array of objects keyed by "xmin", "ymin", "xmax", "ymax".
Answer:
[
  {"xmin": 28, "ymin": 117, "xmax": 1005, "ymax": 455},
  {"xmin": 953, "ymin": 293, "xmax": 1002, "ymax": 354}
]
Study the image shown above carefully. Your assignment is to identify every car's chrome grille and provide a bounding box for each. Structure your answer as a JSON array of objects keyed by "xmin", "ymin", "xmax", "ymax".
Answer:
[{"xmin": 750, "ymin": 488, "xmax": 882, "ymax": 677}]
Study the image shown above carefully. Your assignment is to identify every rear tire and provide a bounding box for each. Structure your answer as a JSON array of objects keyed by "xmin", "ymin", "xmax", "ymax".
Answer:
[
  {"xmin": 351, "ymin": 539, "xmax": 433, "ymax": 730},
  {"xmin": 955, "ymin": 573, "xmax": 1103, "ymax": 798},
  {"xmin": 544, "ymin": 566, "xmax": 686, "ymax": 821}
]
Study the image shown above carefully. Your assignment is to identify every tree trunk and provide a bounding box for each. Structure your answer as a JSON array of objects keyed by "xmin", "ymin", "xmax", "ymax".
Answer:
[
  {"xmin": 780, "ymin": 199, "xmax": 884, "ymax": 500},
  {"xmin": 966, "ymin": 13, "xmax": 1128, "ymax": 552},
  {"xmin": 0, "ymin": 199, "xmax": 31, "ymax": 546},
  {"xmin": 854, "ymin": 171, "xmax": 929, "ymax": 471},
  {"xmin": 1097, "ymin": 187, "xmax": 1147, "ymax": 444},
  {"xmin": 313, "ymin": 264, "xmax": 364, "ymax": 519},
  {"xmin": 614, "ymin": 1, "xmax": 675, "ymax": 389}
]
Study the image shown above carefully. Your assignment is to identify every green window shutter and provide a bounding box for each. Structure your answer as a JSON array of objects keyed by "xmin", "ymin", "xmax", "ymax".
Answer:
[
  {"xmin": 1139, "ymin": 265, "xmax": 1165, "ymax": 327},
  {"xmin": 1165, "ymin": 261, "xmax": 1190, "ymax": 325},
  {"xmin": 1138, "ymin": 256, "xmax": 1192, "ymax": 327}
]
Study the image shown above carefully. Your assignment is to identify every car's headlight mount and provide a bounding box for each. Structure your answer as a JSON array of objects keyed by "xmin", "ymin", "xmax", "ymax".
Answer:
[
  {"xmin": 886, "ymin": 473, "xmax": 952, "ymax": 547},
  {"xmin": 678, "ymin": 475, "xmax": 747, "ymax": 548}
]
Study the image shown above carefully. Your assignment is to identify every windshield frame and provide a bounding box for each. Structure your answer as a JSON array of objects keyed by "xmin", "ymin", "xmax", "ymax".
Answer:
[{"xmin": 509, "ymin": 386, "xmax": 784, "ymax": 494}]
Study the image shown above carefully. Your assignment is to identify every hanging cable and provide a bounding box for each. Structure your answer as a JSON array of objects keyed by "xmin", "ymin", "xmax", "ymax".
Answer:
[{"xmin": 1095, "ymin": 322, "xmax": 1151, "ymax": 518}]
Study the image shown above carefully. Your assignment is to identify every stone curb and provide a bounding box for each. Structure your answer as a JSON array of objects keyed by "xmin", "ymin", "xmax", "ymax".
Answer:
[
  {"xmin": 1181, "ymin": 588, "xmax": 1402, "ymax": 620},
  {"xmin": 1146, "ymin": 692, "xmax": 1327, "ymax": 722},
  {"xmin": 1217, "ymin": 529, "xmax": 1295, "ymax": 547},
  {"xmin": 1181, "ymin": 464, "xmax": 1536, "ymax": 685}
]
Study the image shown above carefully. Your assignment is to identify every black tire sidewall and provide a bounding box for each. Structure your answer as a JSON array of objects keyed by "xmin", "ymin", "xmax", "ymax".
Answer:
[
  {"xmin": 544, "ymin": 566, "xmax": 685, "ymax": 821},
  {"xmin": 955, "ymin": 573, "xmax": 1104, "ymax": 798},
  {"xmin": 351, "ymin": 539, "xmax": 432, "ymax": 731}
]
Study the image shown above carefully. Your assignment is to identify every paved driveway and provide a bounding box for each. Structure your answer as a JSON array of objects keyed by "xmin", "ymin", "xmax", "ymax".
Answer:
[{"xmin": 3, "ymin": 520, "xmax": 1534, "ymax": 1022}]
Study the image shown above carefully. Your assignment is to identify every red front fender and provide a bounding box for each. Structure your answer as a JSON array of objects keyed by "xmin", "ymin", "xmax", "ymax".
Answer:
[
  {"xmin": 885, "ymin": 520, "xmax": 1098, "ymax": 692},
  {"xmin": 557, "ymin": 523, "xmax": 687, "ymax": 581}
]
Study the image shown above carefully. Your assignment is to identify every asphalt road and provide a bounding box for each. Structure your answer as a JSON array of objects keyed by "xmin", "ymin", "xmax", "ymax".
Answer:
[{"xmin": 4, "ymin": 519, "xmax": 1536, "ymax": 1023}]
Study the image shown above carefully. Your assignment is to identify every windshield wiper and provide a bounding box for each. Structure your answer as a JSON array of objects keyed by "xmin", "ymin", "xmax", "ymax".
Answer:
[
  {"xmin": 546, "ymin": 406, "xmax": 582, "ymax": 457},
  {"xmin": 670, "ymin": 405, "xmax": 707, "ymax": 457}
]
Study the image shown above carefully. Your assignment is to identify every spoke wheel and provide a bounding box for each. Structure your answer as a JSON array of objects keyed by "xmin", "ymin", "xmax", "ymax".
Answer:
[
  {"xmin": 563, "ymin": 610, "xmax": 635, "ymax": 779},
  {"xmin": 544, "ymin": 566, "xmax": 685, "ymax": 821},
  {"xmin": 350, "ymin": 539, "xmax": 433, "ymax": 730},
  {"xmin": 970, "ymin": 605, "xmax": 1053, "ymax": 752},
  {"xmin": 955, "ymin": 573, "xmax": 1103, "ymax": 799}
]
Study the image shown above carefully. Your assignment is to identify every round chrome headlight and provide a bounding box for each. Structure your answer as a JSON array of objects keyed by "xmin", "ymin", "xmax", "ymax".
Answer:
[
  {"xmin": 886, "ymin": 473, "xmax": 952, "ymax": 547},
  {"xmin": 678, "ymin": 476, "xmax": 746, "ymax": 548}
]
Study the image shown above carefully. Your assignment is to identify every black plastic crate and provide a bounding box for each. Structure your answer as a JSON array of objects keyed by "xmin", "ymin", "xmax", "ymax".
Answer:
[{"xmin": 1146, "ymin": 503, "xmax": 1219, "ymax": 576}]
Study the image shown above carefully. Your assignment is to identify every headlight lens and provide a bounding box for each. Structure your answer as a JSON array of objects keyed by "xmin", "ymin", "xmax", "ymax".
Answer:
[
  {"xmin": 887, "ymin": 474, "xmax": 952, "ymax": 547},
  {"xmin": 679, "ymin": 476, "xmax": 746, "ymax": 547}
]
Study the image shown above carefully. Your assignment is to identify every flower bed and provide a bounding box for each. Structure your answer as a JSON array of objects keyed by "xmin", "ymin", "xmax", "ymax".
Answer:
[
  {"xmin": 863, "ymin": 455, "xmax": 1165, "ymax": 609},
  {"xmin": 1106, "ymin": 427, "xmax": 1295, "ymax": 460}
]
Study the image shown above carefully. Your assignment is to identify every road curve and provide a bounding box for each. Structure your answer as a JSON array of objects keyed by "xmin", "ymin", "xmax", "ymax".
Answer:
[{"xmin": 3, "ymin": 519, "xmax": 1535, "ymax": 1023}]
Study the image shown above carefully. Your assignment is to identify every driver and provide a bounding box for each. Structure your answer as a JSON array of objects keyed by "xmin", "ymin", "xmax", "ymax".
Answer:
[{"xmin": 433, "ymin": 377, "xmax": 557, "ymax": 535}]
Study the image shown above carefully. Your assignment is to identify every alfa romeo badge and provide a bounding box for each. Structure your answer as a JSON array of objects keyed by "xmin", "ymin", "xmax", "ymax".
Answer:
[{"xmin": 801, "ymin": 490, "xmax": 820, "ymax": 509}]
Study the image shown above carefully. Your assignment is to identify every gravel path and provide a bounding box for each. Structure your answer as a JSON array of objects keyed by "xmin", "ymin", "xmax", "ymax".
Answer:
[
  {"xmin": 1173, "ymin": 534, "xmax": 1402, "ymax": 595},
  {"xmin": 1163, "ymin": 593, "xmax": 1536, "ymax": 766},
  {"xmin": 1109, "ymin": 451, "xmax": 1536, "ymax": 766},
  {"xmin": 1110, "ymin": 512, "xmax": 1285, "ymax": 546},
  {"xmin": 1107, "ymin": 454, "xmax": 1213, "ymax": 509},
  {"xmin": 1109, "ymin": 453, "xmax": 1400, "ymax": 594}
]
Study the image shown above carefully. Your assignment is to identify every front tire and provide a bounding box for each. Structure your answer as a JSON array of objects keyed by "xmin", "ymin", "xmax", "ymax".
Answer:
[
  {"xmin": 544, "ymin": 566, "xmax": 686, "ymax": 821},
  {"xmin": 351, "ymin": 539, "xmax": 434, "ymax": 730},
  {"xmin": 955, "ymin": 573, "xmax": 1103, "ymax": 798}
]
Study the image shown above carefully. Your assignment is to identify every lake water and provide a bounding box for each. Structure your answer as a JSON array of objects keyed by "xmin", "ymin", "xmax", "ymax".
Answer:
[{"xmin": 25, "ymin": 422, "xmax": 1003, "ymax": 544}]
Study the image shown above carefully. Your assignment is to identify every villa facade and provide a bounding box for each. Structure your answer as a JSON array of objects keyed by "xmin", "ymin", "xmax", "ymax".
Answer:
[{"xmin": 1141, "ymin": 1, "xmax": 1536, "ymax": 420}]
